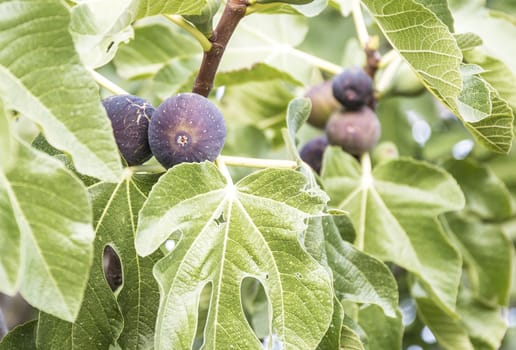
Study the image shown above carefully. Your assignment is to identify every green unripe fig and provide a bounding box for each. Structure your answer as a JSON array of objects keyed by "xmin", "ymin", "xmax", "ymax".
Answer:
[
  {"xmin": 184, "ymin": 0, "xmax": 220, "ymax": 37},
  {"xmin": 372, "ymin": 141, "xmax": 399, "ymax": 164},
  {"xmin": 332, "ymin": 67, "xmax": 373, "ymax": 110},
  {"xmin": 325, "ymin": 107, "xmax": 381, "ymax": 156},
  {"xmin": 305, "ymin": 80, "xmax": 341, "ymax": 129},
  {"xmin": 148, "ymin": 93, "xmax": 227, "ymax": 169},
  {"xmin": 102, "ymin": 95, "xmax": 155, "ymax": 166}
]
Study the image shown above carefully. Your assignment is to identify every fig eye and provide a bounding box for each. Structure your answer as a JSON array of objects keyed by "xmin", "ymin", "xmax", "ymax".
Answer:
[{"xmin": 149, "ymin": 93, "xmax": 227, "ymax": 169}]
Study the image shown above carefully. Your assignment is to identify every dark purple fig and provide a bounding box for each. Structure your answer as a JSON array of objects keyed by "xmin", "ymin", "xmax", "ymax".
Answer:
[
  {"xmin": 103, "ymin": 246, "xmax": 122, "ymax": 292},
  {"xmin": 300, "ymin": 135, "xmax": 328, "ymax": 174},
  {"xmin": 102, "ymin": 95, "xmax": 154, "ymax": 166},
  {"xmin": 305, "ymin": 80, "xmax": 341, "ymax": 129},
  {"xmin": 325, "ymin": 107, "xmax": 381, "ymax": 156},
  {"xmin": 332, "ymin": 67, "xmax": 373, "ymax": 110},
  {"xmin": 148, "ymin": 93, "xmax": 226, "ymax": 168}
]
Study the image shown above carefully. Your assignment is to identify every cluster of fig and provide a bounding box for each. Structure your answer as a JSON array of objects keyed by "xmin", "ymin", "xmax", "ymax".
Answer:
[
  {"xmin": 301, "ymin": 66, "xmax": 381, "ymax": 173},
  {"xmin": 102, "ymin": 93, "xmax": 226, "ymax": 169}
]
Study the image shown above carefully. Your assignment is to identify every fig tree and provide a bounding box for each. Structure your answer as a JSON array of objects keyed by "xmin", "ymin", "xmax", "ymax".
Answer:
[
  {"xmin": 300, "ymin": 135, "xmax": 328, "ymax": 174},
  {"xmin": 325, "ymin": 107, "xmax": 381, "ymax": 156},
  {"xmin": 148, "ymin": 93, "xmax": 226, "ymax": 168},
  {"xmin": 332, "ymin": 67, "xmax": 373, "ymax": 110},
  {"xmin": 305, "ymin": 80, "xmax": 341, "ymax": 129},
  {"xmin": 102, "ymin": 95, "xmax": 154, "ymax": 166}
]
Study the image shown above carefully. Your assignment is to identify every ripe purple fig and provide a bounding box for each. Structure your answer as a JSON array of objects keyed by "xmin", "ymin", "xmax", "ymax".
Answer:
[
  {"xmin": 102, "ymin": 95, "xmax": 154, "ymax": 166},
  {"xmin": 325, "ymin": 107, "xmax": 381, "ymax": 156},
  {"xmin": 332, "ymin": 67, "xmax": 373, "ymax": 110},
  {"xmin": 148, "ymin": 93, "xmax": 226, "ymax": 168},
  {"xmin": 300, "ymin": 135, "xmax": 328, "ymax": 174}
]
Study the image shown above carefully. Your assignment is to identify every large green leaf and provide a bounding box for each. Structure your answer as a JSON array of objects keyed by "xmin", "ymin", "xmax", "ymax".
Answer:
[
  {"xmin": 114, "ymin": 23, "xmax": 200, "ymax": 80},
  {"xmin": 70, "ymin": 0, "xmax": 207, "ymax": 68},
  {"xmin": 358, "ymin": 305, "xmax": 402, "ymax": 350},
  {"xmin": 451, "ymin": 0, "xmax": 516, "ymax": 74},
  {"xmin": 306, "ymin": 216, "xmax": 398, "ymax": 318},
  {"xmin": 0, "ymin": 320, "xmax": 37, "ymax": 349},
  {"xmin": 415, "ymin": 293, "xmax": 507, "ymax": 350},
  {"xmin": 443, "ymin": 160, "xmax": 512, "ymax": 306},
  {"xmin": 136, "ymin": 162, "xmax": 333, "ymax": 349},
  {"xmin": 415, "ymin": 0, "xmax": 455, "ymax": 31},
  {"xmin": 0, "ymin": 141, "xmax": 93, "ymax": 322},
  {"xmin": 221, "ymin": 15, "xmax": 317, "ymax": 85},
  {"xmin": 362, "ymin": 0, "xmax": 514, "ymax": 153},
  {"xmin": 321, "ymin": 148, "xmax": 464, "ymax": 314},
  {"xmin": 136, "ymin": 0, "xmax": 207, "ymax": 18},
  {"xmin": 361, "ymin": 0, "xmax": 462, "ymax": 107},
  {"xmin": 464, "ymin": 49, "xmax": 516, "ymax": 113},
  {"xmin": 0, "ymin": 0, "xmax": 122, "ymax": 182},
  {"xmin": 69, "ymin": 0, "xmax": 136, "ymax": 68},
  {"xmin": 445, "ymin": 214, "xmax": 512, "ymax": 307},
  {"xmin": 0, "ymin": 99, "xmax": 16, "ymax": 172},
  {"xmin": 416, "ymin": 297, "xmax": 475, "ymax": 350},
  {"xmin": 37, "ymin": 173, "xmax": 161, "ymax": 349},
  {"xmin": 444, "ymin": 159, "xmax": 512, "ymax": 221}
]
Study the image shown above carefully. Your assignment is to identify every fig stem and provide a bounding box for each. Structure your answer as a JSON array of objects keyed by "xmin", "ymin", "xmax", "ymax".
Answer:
[
  {"xmin": 356, "ymin": 152, "xmax": 372, "ymax": 251},
  {"xmin": 220, "ymin": 155, "xmax": 298, "ymax": 169},
  {"xmin": 352, "ymin": 0, "xmax": 369, "ymax": 50},
  {"xmin": 376, "ymin": 55, "xmax": 403, "ymax": 98},
  {"xmin": 215, "ymin": 156, "xmax": 234, "ymax": 185},
  {"xmin": 88, "ymin": 68, "xmax": 129, "ymax": 95},
  {"xmin": 291, "ymin": 49, "xmax": 342, "ymax": 75},
  {"xmin": 164, "ymin": 14, "xmax": 213, "ymax": 52},
  {"xmin": 193, "ymin": 0, "xmax": 250, "ymax": 97}
]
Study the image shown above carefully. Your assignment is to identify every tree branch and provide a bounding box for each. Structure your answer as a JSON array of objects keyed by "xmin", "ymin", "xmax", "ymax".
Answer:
[{"xmin": 192, "ymin": 0, "xmax": 249, "ymax": 97}]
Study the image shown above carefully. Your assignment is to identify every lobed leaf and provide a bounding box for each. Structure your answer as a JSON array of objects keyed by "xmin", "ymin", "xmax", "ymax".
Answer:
[
  {"xmin": 0, "ymin": 320, "xmax": 37, "ymax": 349},
  {"xmin": 306, "ymin": 216, "xmax": 398, "ymax": 318},
  {"xmin": 221, "ymin": 15, "xmax": 316, "ymax": 85},
  {"xmin": 358, "ymin": 305, "xmax": 402, "ymax": 350},
  {"xmin": 37, "ymin": 173, "xmax": 161, "ymax": 349},
  {"xmin": 0, "ymin": 0, "xmax": 123, "ymax": 182},
  {"xmin": 322, "ymin": 148, "xmax": 464, "ymax": 315},
  {"xmin": 114, "ymin": 23, "xmax": 200, "ymax": 80},
  {"xmin": 362, "ymin": 0, "xmax": 514, "ymax": 153},
  {"xmin": 0, "ymin": 99, "xmax": 17, "ymax": 172},
  {"xmin": 0, "ymin": 141, "xmax": 93, "ymax": 322},
  {"xmin": 136, "ymin": 162, "xmax": 333, "ymax": 349}
]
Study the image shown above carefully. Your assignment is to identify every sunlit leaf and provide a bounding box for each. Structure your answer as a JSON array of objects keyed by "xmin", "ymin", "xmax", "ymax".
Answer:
[
  {"xmin": 0, "ymin": 0, "xmax": 123, "ymax": 182},
  {"xmin": 136, "ymin": 162, "xmax": 333, "ymax": 349},
  {"xmin": 0, "ymin": 141, "xmax": 93, "ymax": 321},
  {"xmin": 37, "ymin": 173, "xmax": 161, "ymax": 349},
  {"xmin": 322, "ymin": 148, "xmax": 464, "ymax": 314}
]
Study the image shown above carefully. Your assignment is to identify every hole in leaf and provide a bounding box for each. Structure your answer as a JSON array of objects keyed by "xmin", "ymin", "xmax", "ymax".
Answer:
[
  {"xmin": 193, "ymin": 282, "xmax": 212, "ymax": 350},
  {"xmin": 214, "ymin": 212, "xmax": 226, "ymax": 225},
  {"xmin": 240, "ymin": 277, "xmax": 271, "ymax": 343},
  {"xmin": 103, "ymin": 245, "xmax": 122, "ymax": 292}
]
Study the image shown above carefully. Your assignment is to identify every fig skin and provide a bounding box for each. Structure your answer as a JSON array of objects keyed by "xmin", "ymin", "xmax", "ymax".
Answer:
[
  {"xmin": 305, "ymin": 80, "xmax": 341, "ymax": 129},
  {"xmin": 148, "ymin": 93, "xmax": 226, "ymax": 169},
  {"xmin": 102, "ymin": 95, "xmax": 154, "ymax": 166},
  {"xmin": 332, "ymin": 67, "xmax": 373, "ymax": 110},
  {"xmin": 300, "ymin": 135, "xmax": 328, "ymax": 174},
  {"xmin": 325, "ymin": 107, "xmax": 381, "ymax": 156}
]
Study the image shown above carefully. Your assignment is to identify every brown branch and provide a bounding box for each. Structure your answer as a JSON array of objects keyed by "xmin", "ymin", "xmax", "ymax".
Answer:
[{"xmin": 192, "ymin": 0, "xmax": 249, "ymax": 97}]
